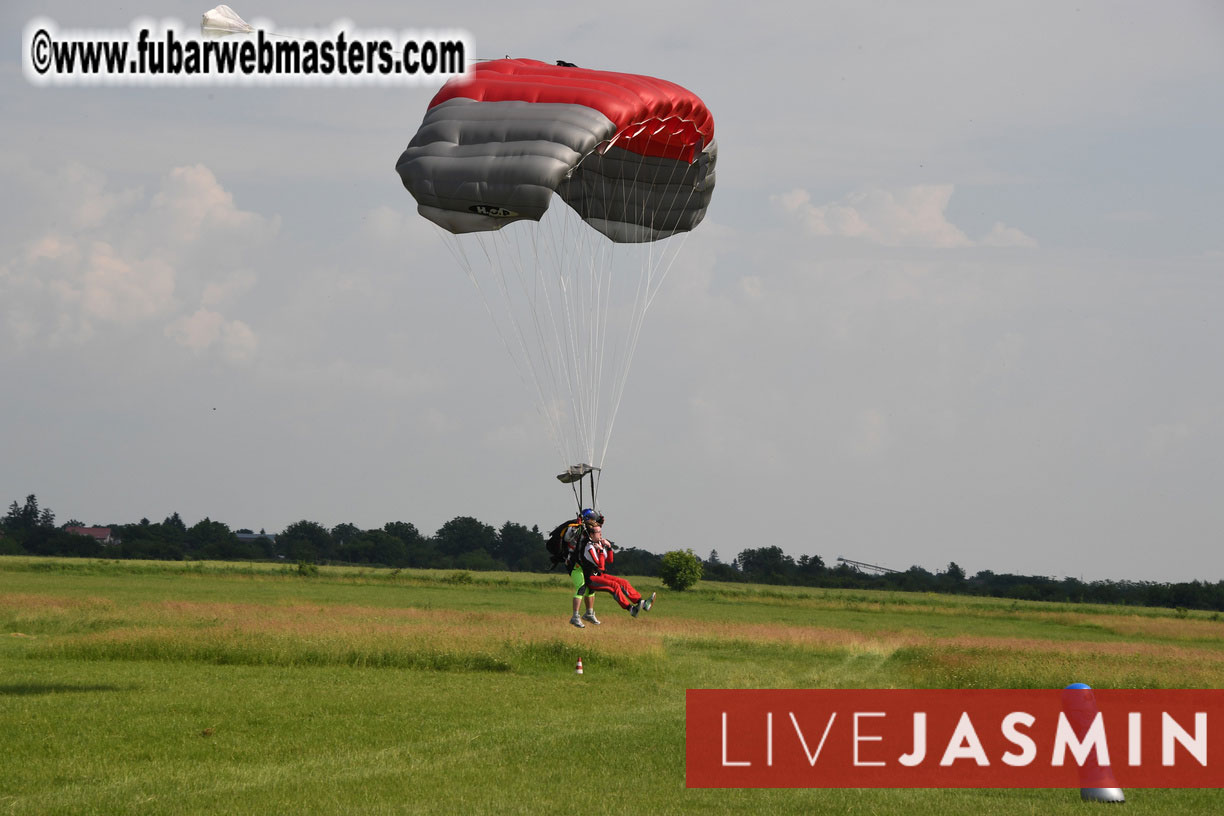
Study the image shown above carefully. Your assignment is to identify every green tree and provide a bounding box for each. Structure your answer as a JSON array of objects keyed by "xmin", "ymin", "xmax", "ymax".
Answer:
[
  {"xmin": 3, "ymin": 501, "xmax": 20, "ymax": 530},
  {"xmin": 384, "ymin": 521, "xmax": 436, "ymax": 567},
  {"xmin": 188, "ymin": 518, "xmax": 247, "ymax": 560},
  {"xmin": 338, "ymin": 529, "xmax": 405, "ymax": 566},
  {"xmin": 163, "ymin": 512, "xmax": 187, "ymax": 536},
  {"xmin": 494, "ymin": 522, "xmax": 549, "ymax": 571},
  {"xmin": 659, "ymin": 549, "xmax": 702, "ymax": 591},
  {"xmin": 796, "ymin": 554, "xmax": 826, "ymax": 584},
  {"xmin": 4, "ymin": 495, "xmax": 42, "ymax": 532},
  {"xmin": 433, "ymin": 516, "xmax": 497, "ymax": 566},
  {"xmin": 606, "ymin": 546, "xmax": 661, "ymax": 577},
  {"xmin": 113, "ymin": 519, "xmax": 184, "ymax": 560},
  {"xmin": 737, "ymin": 546, "xmax": 796, "ymax": 583},
  {"xmin": 0, "ymin": 531, "xmax": 23, "ymax": 555},
  {"xmin": 279, "ymin": 520, "xmax": 333, "ymax": 562},
  {"xmin": 937, "ymin": 561, "xmax": 967, "ymax": 593},
  {"xmin": 331, "ymin": 523, "xmax": 361, "ymax": 554},
  {"xmin": 702, "ymin": 549, "xmax": 742, "ymax": 582}
]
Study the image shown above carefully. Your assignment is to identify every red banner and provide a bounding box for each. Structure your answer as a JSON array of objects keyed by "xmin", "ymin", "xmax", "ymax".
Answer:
[{"xmin": 686, "ymin": 689, "xmax": 1224, "ymax": 788}]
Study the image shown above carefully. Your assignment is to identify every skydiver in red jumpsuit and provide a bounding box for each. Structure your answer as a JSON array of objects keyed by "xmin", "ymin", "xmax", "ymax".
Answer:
[{"xmin": 579, "ymin": 522, "xmax": 655, "ymax": 617}]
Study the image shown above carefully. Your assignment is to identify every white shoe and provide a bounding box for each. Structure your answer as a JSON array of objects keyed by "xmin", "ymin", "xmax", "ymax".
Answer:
[
  {"xmin": 582, "ymin": 612, "xmax": 601, "ymax": 625},
  {"xmin": 642, "ymin": 592, "xmax": 656, "ymax": 612},
  {"xmin": 569, "ymin": 614, "xmax": 585, "ymax": 628},
  {"xmin": 629, "ymin": 602, "xmax": 640, "ymax": 618}
]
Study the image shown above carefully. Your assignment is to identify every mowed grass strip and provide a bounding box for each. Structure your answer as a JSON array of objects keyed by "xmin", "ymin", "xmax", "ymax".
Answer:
[
  {"xmin": 3, "ymin": 557, "xmax": 1224, "ymax": 814},
  {"xmin": 4, "ymin": 658, "xmax": 1219, "ymax": 816}
]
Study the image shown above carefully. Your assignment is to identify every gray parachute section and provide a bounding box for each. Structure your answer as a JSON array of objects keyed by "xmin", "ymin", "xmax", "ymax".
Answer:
[
  {"xmin": 396, "ymin": 98, "xmax": 717, "ymax": 243},
  {"xmin": 557, "ymin": 140, "xmax": 717, "ymax": 243}
]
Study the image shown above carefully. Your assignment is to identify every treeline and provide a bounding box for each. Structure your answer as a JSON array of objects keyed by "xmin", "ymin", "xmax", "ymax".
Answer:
[
  {"xmin": 0, "ymin": 494, "xmax": 663, "ymax": 576},
  {"xmin": 702, "ymin": 546, "xmax": 1224, "ymax": 612},
  {"xmin": 4, "ymin": 494, "xmax": 1223, "ymax": 612}
]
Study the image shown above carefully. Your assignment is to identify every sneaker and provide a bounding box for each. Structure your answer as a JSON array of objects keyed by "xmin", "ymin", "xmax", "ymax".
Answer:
[
  {"xmin": 642, "ymin": 592, "xmax": 656, "ymax": 612},
  {"xmin": 582, "ymin": 612, "xmax": 601, "ymax": 625},
  {"xmin": 569, "ymin": 614, "xmax": 585, "ymax": 628},
  {"xmin": 629, "ymin": 602, "xmax": 640, "ymax": 618}
]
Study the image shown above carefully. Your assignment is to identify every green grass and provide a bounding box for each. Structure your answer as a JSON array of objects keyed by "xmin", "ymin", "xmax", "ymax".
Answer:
[{"xmin": 1, "ymin": 556, "xmax": 1222, "ymax": 814}]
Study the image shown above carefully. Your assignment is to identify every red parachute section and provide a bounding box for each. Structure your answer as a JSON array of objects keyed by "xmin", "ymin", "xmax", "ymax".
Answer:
[{"xmin": 428, "ymin": 58, "xmax": 714, "ymax": 163}]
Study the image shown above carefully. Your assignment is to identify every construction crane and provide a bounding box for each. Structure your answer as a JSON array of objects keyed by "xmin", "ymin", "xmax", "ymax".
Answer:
[{"xmin": 836, "ymin": 556, "xmax": 899, "ymax": 575}]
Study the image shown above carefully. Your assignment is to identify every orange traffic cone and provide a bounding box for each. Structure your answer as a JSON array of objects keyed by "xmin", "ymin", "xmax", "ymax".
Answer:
[{"xmin": 575, "ymin": 657, "xmax": 584, "ymax": 675}]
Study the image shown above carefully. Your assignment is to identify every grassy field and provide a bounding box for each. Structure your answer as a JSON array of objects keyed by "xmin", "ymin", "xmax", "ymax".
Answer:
[{"xmin": 2, "ymin": 556, "xmax": 1222, "ymax": 814}]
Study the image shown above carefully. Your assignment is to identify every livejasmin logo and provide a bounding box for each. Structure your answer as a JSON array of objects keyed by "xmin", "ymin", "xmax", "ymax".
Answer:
[
  {"xmin": 686, "ymin": 689, "xmax": 1224, "ymax": 788},
  {"xmin": 718, "ymin": 708, "xmax": 1203, "ymax": 768}
]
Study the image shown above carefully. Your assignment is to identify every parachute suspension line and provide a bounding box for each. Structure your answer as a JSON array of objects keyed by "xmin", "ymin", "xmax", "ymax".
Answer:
[
  {"xmin": 440, "ymin": 223, "xmax": 574, "ymax": 469},
  {"xmin": 396, "ymin": 60, "xmax": 716, "ymax": 488},
  {"xmin": 598, "ymin": 127, "xmax": 704, "ymax": 466},
  {"xmin": 521, "ymin": 220, "xmax": 574, "ymax": 467},
  {"xmin": 562, "ymin": 198, "xmax": 598, "ymax": 465},
  {"xmin": 590, "ymin": 218, "xmax": 615, "ymax": 470},
  {"xmin": 534, "ymin": 196, "xmax": 590, "ymax": 467},
  {"xmin": 579, "ymin": 154, "xmax": 619, "ymax": 471},
  {"xmin": 496, "ymin": 221, "xmax": 582, "ymax": 469},
  {"xmin": 582, "ymin": 142, "xmax": 651, "ymax": 470},
  {"xmin": 546, "ymin": 183, "xmax": 619, "ymax": 471},
  {"xmin": 548, "ymin": 205, "xmax": 596, "ymax": 467},
  {"xmin": 510, "ymin": 219, "xmax": 578, "ymax": 466},
  {"xmin": 431, "ymin": 137, "xmax": 708, "ymax": 478},
  {"xmin": 582, "ymin": 193, "xmax": 614, "ymax": 469},
  {"xmin": 645, "ymin": 131, "xmax": 705, "ymax": 310},
  {"xmin": 455, "ymin": 197, "xmax": 628, "ymax": 473}
]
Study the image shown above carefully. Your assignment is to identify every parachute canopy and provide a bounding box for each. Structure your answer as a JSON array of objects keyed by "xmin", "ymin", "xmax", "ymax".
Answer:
[
  {"xmin": 395, "ymin": 59, "xmax": 717, "ymax": 243},
  {"xmin": 394, "ymin": 59, "xmax": 717, "ymax": 475},
  {"xmin": 201, "ymin": 5, "xmax": 253, "ymax": 37}
]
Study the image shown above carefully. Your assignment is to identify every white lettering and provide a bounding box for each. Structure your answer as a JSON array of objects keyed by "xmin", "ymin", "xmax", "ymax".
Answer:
[
  {"xmin": 854, "ymin": 712, "xmax": 886, "ymax": 767},
  {"xmin": 1053, "ymin": 711, "xmax": 1110, "ymax": 767},
  {"xmin": 940, "ymin": 712, "xmax": 990, "ymax": 766},
  {"xmin": 898, "ymin": 712, "xmax": 926, "ymax": 766},
  {"xmin": 1001, "ymin": 712, "xmax": 1036, "ymax": 766},
  {"xmin": 721, "ymin": 712, "xmax": 750, "ymax": 767},
  {"xmin": 1162, "ymin": 712, "xmax": 1207, "ymax": 766},
  {"xmin": 767, "ymin": 712, "xmax": 773, "ymax": 767},
  {"xmin": 1129, "ymin": 712, "xmax": 1142, "ymax": 766},
  {"xmin": 790, "ymin": 711, "xmax": 837, "ymax": 766}
]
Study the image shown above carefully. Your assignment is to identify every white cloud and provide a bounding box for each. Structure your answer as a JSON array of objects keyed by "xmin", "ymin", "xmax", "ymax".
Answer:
[
  {"xmin": 165, "ymin": 308, "xmax": 258, "ymax": 362},
  {"xmin": 980, "ymin": 222, "xmax": 1039, "ymax": 248},
  {"xmin": 54, "ymin": 163, "xmax": 143, "ymax": 232},
  {"xmin": 219, "ymin": 318, "xmax": 259, "ymax": 362},
  {"xmin": 774, "ymin": 185, "xmax": 1036, "ymax": 249},
  {"xmin": 79, "ymin": 243, "xmax": 177, "ymax": 323},
  {"xmin": 361, "ymin": 204, "xmax": 440, "ymax": 246},
  {"xmin": 202, "ymin": 269, "xmax": 257, "ymax": 306},
  {"xmin": 149, "ymin": 165, "xmax": 265, "ymax": 245},
  {"xmin": 165, "ymin": 308, "xmax": 226, "ymax": 352},
  {"xmin": 0, "ymin": 162, "xmax": 274, "ymax": 359}
]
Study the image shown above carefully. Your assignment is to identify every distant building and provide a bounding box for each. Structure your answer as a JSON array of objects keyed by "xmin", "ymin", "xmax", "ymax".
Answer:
[{"xmin": 65, "ymin": 526, "xmax": 116, "ymax": 545}]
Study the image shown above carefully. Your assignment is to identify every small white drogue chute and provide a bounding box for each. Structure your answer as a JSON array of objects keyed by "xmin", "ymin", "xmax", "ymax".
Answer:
[{"xmin": 201, "ymin": 5, "xmax": 253, "ymax": 38}]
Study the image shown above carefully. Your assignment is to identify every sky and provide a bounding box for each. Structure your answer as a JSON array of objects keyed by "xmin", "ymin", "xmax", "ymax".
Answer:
[{"xmin": 2, "ymin": 1, "xmax": 1222, "ymax": 583}]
